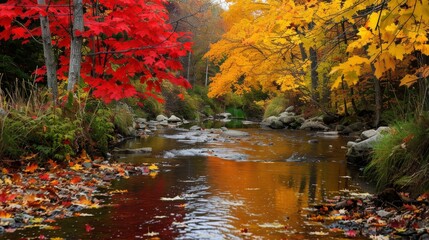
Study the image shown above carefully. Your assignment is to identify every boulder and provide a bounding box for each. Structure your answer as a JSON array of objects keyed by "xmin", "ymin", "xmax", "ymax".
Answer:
[
  {"xmin": 346, "ymin": 133, "xmax": 381, "ymax": 165},
  {"xmin": 156, "ymin": 115, "xmax": 168, "ymax": 122},
  {"xmin": 269, "ymin": 119, "xmax": 285, "ymax": 129},
  {"xmin": 299, "ymin": 120, "xmax": 330, "ymax": 131},
  {"xmin": 279, "ymin": 111, "xmax": 295, "ymax": 118},
  {"xmin": 279, "ymin": 115, "xmax": 296, "ymax": 125},
  {"xmin": 168, "ymin": 115, "xmax": 182, "ymax": 122},
  {"xmin": 261, "ymin": 116, "xmax": 279, "ymax": 127},
  {"xmin": 360, "ymin": 129, "xmax": 377, "ymax": 140}
]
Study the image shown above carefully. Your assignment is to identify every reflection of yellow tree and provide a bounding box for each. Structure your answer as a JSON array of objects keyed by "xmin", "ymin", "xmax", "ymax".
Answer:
[{"xmin": 205, "ymin": 156, "xmax": 348, "ymax": 229}]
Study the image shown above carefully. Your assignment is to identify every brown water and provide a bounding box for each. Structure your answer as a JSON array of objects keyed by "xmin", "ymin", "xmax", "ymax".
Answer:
[{"xmin": 5, "ymin": 128, "xmax": 373, "ymax": 239}]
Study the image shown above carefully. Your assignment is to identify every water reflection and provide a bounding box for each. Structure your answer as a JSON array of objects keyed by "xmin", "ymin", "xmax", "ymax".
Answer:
[{"xmin": 4, "ymin": 128, "xmax": 371, "ymax": 239}]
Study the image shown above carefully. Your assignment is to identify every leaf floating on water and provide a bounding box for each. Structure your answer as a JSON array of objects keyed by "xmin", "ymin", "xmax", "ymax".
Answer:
[
  {"xmin": 309, "ymin": 231, "xmax": 329, "ymax": 236},
  {"xmin": 160, "ymin": 196, "xmax": 184, "ymax": 201},
  {"xmin": 85, "ymin": 223, "xmax": 94, "ymax": 232},
  {"xmin": 143, "ymin": 231, "xmax": 159, "ymax": 237},
  {"xmin": 148, "ymin": 164, "xmax": 159, "ymax": 171},
  {"xmin": 258, "ymin": 222, "xmax": 285, "ymax": 228}
]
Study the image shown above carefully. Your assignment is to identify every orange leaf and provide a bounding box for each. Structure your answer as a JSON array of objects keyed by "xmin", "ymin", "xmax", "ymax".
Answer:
[
  {"xmin": 0, "ymin": 211, "xmax": 12, "ymax": 218},
  {"xmin": 48, "ymin": 159, "xmax": 58, "ymax": 170},
  {"xmin": 24, "ymin": 163, "xmax": 38, "ymax": 173},
  {"xmin": 50, "ymin": 179, "xmax": 60, "ymax": 186},
  {"xmin": 177, "ymin": 93, "xmax": 184, "ymax": 100},
  {"xmin": 2, "ymin": 168, "xmax": 9, "ymax": 174},
  {"xmin": 12, "ymin": 173, "xmax": 22, "ymax": 184},
  {"xmin": 70, "ymin": 176, "xmax": 82, "ymax": 184},
  {"xmin": 28, "ymin": 178, "xmax": 37, "ymax": 185}
]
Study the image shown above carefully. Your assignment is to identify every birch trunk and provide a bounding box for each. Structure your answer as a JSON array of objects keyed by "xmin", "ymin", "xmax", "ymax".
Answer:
[
  {"xmin": 38, "ymin": 0, "xmax": 58, "ymax": 98},
  {"xmin": 67, "ymin": 0, "xmax": 84, "ymax": 91}
]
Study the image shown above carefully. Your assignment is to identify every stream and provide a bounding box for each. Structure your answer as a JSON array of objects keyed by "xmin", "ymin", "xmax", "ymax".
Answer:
[{"xmin": 5, "ymin": 127, "xmax": 374, "ymax": 239}]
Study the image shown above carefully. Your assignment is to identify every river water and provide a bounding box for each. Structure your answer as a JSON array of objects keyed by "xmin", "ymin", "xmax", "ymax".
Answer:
[{"xmin": 6, "ymin": 127, "xmax": 373, "ymax": 239}]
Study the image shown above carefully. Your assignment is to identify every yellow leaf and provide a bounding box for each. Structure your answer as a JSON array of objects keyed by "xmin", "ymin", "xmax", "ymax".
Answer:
[
  {"xmin": 400, "ymin": 74, "xmax": 419, "ymax": 87},
  {"xmin": 148, "ymin": 164, "xmax": 159, "ymax": 171},
  {"xmin": 70, "ymin": 164, "xmax": 83, "ymax": 171}
]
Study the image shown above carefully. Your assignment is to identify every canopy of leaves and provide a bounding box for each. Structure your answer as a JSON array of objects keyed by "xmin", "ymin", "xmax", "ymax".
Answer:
[{"xmin": 0, "ymin": 0, "xmax": 192, "ymax": 103}]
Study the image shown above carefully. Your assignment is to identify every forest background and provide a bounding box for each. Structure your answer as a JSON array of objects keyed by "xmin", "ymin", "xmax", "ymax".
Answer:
[{"xmin": 0, "ymin": 0, "xmax": 429, "ymax": 193}]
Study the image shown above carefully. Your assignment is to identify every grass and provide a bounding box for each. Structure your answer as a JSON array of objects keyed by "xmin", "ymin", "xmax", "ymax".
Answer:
[{"xmin": 364, "ymin": 114, "xmax": 429, "ymax": 195}]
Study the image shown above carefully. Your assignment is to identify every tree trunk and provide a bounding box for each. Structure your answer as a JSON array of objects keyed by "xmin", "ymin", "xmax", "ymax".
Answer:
[
  {"xmin": 309, "ymin": 47, "xmax": 318, "ymax": 101},
  {"xmin": 67, "ymin": 0, "xmax": 84, "ymax": 92},
  {"xmin": 38, "ymin": 0, "xmax": 58, "ymax": 98},
  {"xmin": 370, "ymin": 64, "xmax": 381, "ymax": 127},
  {"xmin": 186, "ymin": 52, "xmax": 192, "ymax": 84},
  {"xmin": 205, "ymin": 58, "xmax": 209, "ymax": 87}
]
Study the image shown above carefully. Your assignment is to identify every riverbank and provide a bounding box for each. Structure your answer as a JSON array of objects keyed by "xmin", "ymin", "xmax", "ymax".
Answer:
[{"xmin": 0, "ymin": 150, "xmax": 159, "ymax": 236}]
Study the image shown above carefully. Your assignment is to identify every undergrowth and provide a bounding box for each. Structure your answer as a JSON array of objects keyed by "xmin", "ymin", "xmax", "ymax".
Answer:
[{"xmin": 364, "ymin": 114, "xmax": 429, "ymax": 195}]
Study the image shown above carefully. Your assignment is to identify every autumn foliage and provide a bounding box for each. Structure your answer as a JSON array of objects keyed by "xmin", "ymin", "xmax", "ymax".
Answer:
[
  {"xmin": 206, "ymin": 0, "xmax": 429, "ymax": 116},
  {"xmin": 0, "ymin": 0, "xmax": 192, "ymax": 103}
]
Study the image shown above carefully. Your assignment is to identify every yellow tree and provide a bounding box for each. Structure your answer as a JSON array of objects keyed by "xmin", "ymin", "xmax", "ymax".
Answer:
[
  {"xmin": 205, "ymin": 0, "xmax": 312, "ymax": 98},
  {"xmin": 327, "ymin": 0, "xmax": 429, "ymax": 124}
]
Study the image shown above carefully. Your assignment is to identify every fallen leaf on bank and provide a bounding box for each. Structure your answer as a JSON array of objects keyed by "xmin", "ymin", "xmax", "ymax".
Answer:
[
  {"xmin": 70, "ymin": 164, "xmax": 83, "ymax": 171},
  {"xmin": 39, "ymin": 173, "xmax": 50, "ymax": 181},
  {"xmin": 24, "ymin": 163, "xmax": 38, "ymax": 173},
  {"xmin": 70, "ymin": 176, "xmax": 82, "ymax": 184},
  {"xmin": 21, "ymin": 153, "xmax": 38, "ymax": 161}
]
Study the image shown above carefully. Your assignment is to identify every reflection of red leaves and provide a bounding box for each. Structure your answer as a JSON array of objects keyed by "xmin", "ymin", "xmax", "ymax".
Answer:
[{"xmin": 85, "ymin": 223, "xmax": 94, "ymax": 232}]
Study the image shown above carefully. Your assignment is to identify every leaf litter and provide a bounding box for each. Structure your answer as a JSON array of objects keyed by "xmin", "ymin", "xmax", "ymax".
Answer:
[
  {"xmin": 0, "ymin": 150, "xmax": 160, "ymax": 236},
  {"xmin": 304, "ymin": 188, "xmax": 429, "ymax": 239}
]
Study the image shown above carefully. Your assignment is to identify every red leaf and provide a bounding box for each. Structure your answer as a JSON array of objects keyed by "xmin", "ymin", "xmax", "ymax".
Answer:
[{"xmin": 39, "ymin": 173, "xmax": 50, "ymax": 181}]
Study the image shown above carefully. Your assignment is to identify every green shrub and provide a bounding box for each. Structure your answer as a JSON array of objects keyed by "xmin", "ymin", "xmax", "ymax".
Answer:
[
  {"xmin": 87, "ymin": 108, "xmax": 114, "ymax": 154},
  {"xmin": 364, "ymin": 115, "xmax": 429, "ymax": 195}
]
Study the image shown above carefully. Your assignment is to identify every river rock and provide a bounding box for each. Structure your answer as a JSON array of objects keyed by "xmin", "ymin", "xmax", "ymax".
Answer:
[
  {"xmin": 270, "ymin": 119, "xmax": 285, "ymax": 129},
  {"xmin": 361, "ymin": 129, "xmax": 377, "ymax": 140},
  {"xmin": 135, "ymin": 118, "xmax": 147, "ymax": 124},
  {"xmin": 156, "ymin": 114, "xmax": 168, "ymax": 122},
  {"xmin": 113, "ymin": 147, "xmax": 152, "ymax": 154},
  {"xmin": 285, "ymin": 106, "xmax": 295, "ymax": 112},
  {"xmin": 279, "ymin": 111, "xmax": 295, "ymax": 118},
  {"xmin": 216, "ymin": 112, "xmax": 231, "ymax": 119},
  {"xmin": 168, "ymin": 115, "xmax": 182, "ymax": 122},
  {"xmin": 222, "ymin": 130, "xmax": 250, "ymax": 137},
  {"xmin": 346, "ymin": 132, "xmax": 381, "ymax": 165},
  {"xmin": 189, "ymin": 125, "xmax": 202, "ymax": 131},
  {"xmin": 299, "ymin": 120, "xmax": 330, "ymax": 131}
]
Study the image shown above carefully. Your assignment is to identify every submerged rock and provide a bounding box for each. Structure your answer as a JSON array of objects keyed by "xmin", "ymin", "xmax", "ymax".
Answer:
[
  {"xmin": 113, "ymin": 147, "xmax": 152, "ymax": 154},
  {"xmin": 222, "ymin": 130, "xmax": 250, "ymax": 137}
]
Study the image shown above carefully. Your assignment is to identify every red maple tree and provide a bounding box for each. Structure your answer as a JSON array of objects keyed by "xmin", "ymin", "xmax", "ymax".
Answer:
[{"xmin": 0, "ymin": 0, "xmax": 192, "ymax": 103}]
